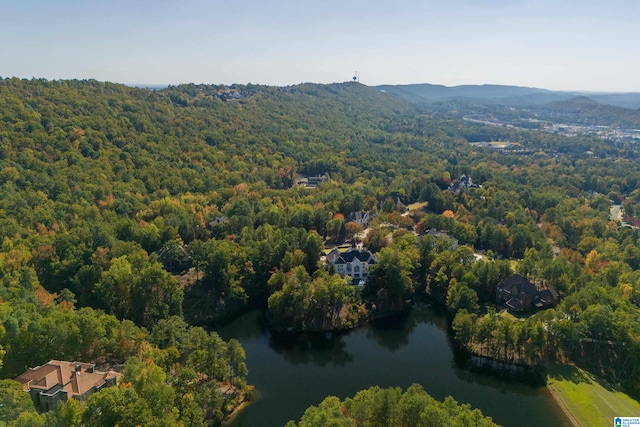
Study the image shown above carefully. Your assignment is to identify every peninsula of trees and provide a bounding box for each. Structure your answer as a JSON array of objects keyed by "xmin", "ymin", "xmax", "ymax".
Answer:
[{"xmin": 286, "ymin": 384, "xmax": 500, "ymax": 427}]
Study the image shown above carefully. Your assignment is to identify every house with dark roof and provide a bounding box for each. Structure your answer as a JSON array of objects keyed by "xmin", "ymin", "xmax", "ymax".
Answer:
[
  {"xmin": 496, "ymin": 274, "xmax": 559, "ymax": 312},
  {"xmin": 326, "ymin": 247, "xmax": 376, "ymax": 284},
  {"xmin": 538, "ymin": 288, "xmax": 560, "ymax": 307},
  {"xmin": 448, "ymin": 174, "xmax": 481, "ymax": 194},
  {"xmin": 296, "ymin": 174, "xmax": 328, "ymax": 188},
  {"xmin": 16, "ymin": 360, "xmax": 118, "ymax": 412},
  {"xmin": 206, "ymin": 216, "xmax": 228, "ymax": 229},
  {"xmin": 346, "ymin": 211, "xmax": 370, "ymax": 228}
]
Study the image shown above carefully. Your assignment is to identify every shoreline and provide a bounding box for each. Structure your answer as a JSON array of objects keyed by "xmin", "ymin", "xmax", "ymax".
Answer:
[
  {"xmin": 545, "ymin": 380, "xmax": 581, "ymax": 427},
  {"xmin": 222, "ymin": 400, "xmax": 252, "ymax": 426},
  {"xmin": 222, "ymin": 387, "xmax": 260, "ymax": 426},
  {"xmin": 544, "ymin": 364, "xmax": 640, "ymax": 427}
]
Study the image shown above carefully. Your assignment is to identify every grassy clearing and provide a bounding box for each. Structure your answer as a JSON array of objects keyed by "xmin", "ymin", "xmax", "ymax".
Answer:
[
  {"xmin": 406, "ymin": 201, "xmax": 427, "ymax": 211},
  {"xmin": 546, "ymin": 365, "xmax": 640, "ymax": 427}
]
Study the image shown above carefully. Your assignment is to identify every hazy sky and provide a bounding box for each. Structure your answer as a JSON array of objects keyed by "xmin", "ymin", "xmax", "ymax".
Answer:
[{"xmin": 1, "ymin": 0, "xmax": 638, "ymax": 91}]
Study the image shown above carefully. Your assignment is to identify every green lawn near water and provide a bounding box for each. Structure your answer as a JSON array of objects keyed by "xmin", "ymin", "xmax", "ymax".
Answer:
[{"xmin": 546, "ymin": 365, "xmax": 640, "ymax": 427}]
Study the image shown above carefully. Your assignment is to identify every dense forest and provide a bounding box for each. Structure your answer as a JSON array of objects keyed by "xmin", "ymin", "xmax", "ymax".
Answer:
[
  {"xmin": 1, "ymin": 77, "xmax": 640, "ymax": 424},
  {"xmin": 285, "ymin": 384, "xmax": 500, "ymax": 427}
]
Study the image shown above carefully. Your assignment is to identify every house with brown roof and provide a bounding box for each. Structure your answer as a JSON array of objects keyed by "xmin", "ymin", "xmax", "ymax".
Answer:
[{"xmin": 15, "ymin": 360, "xmax": 118, "ymax": 412}]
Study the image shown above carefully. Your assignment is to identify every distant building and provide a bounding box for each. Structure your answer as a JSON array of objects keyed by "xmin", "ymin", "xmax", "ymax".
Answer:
[
  {"xmin": 296, "ymin": 174, "xmax": 328, "ymax": 188},
  {"xmin": 449, "ymin": 174, "xmax": 481, "ymax": 193},
  {"xmin": 326, "ymin": 247, "xmax": 376, "ymax": 284},
  {"xmin": 207, "ymin": 216, "xmax": 229, "ymax": 229},
  {"xmin": 496, "ymin": 274, "xmax": 559, "ymax": 312},
  {"xmin": 346, "ymin": 211, "xmax": 370, "ymax": 228},
  {"xmin": 16, "ymin": 360, "xmax": 118, "ymax": 412}
]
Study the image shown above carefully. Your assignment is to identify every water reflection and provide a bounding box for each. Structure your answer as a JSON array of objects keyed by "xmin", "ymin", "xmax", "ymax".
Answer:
[
  {"xmin": 217, "ymin": 303, "xmax": 571, "ymax": 427},
  {"xmin": 365, "ymin": 303, "xmax": 446, "ymax": 351},
  {"xmin": 217, "ymin": 309, "xmax": 269, "ymax": 340},
  {"xmin": 365, "ymin": 313, "xmax": 413, "ymax": 351},
  {"xmin": 268, "ymin": 331, "xmax": 353, "ymax": 367}
]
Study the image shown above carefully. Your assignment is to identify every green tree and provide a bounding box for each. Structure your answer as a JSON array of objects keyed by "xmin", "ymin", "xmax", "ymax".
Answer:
[
  {"xmin": 0, "ymin": 379, "xmax": 38, "ymax": 423},
  {"xmin": 226, "ymin": 338, "xmax": 248, "ymax": 387},
  {"xmin": 123, "ymin": 357, "xmax": 178, "ymax": 422},
  {"xmin": 95, "ymin": 256, "xmax": 134, "ymax": 318},
  {"xmin": 178, "ymin": 393, "xmax": 206, "ymax": 427},
  {"xmin": 131, "ymin": 262, "xmax": 183, "ymax": 329},
  {"xmin": 446, "ymin": 279, "xmax": 480, "ymax": 314},
  {"xmin": 14, "ymin": 412, "xmax": 47, "ymax": 427},
  {"xmin": 84, "ymin": 386, "xmax": 138, "ymax": 427},
  {"xmin": 0, "ymin": 323, "xmax": 5, "ymax": 371},
  {"xmin": 452, "ymin": 309, "xmax": 477, "ymax": 349},
  {"xmin": 47, "ymin": 398, "xmax": 85, "ymax": 427},
  {"xmin": 367, "ymin": 247, "xmax": 414, "ymax": 313},
  {"xmin": 287, "ymin": 384, "xmax": 500, "ymax": 427},
  {"xmin": 302, "ymin": 230, "xmax": 324, "ymax": 273},
  {"xmin": 326, "ymin": 218, "xmax": 346, "ymax": 243}
]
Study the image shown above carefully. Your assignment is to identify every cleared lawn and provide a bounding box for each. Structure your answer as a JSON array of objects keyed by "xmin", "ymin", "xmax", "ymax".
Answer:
[
  {"xmin": 546, "ymin": 365, "xmax": 640, "ymax": 427},
  {"xmin": 406, "ymin": 201, "xmax": 427, "ymax": 211}
]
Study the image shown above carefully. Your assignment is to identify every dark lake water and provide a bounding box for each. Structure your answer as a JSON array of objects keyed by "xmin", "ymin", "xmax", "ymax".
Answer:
[{"xmin": 217, "ymin": 303, "xmax": 571, "ymax": 427}]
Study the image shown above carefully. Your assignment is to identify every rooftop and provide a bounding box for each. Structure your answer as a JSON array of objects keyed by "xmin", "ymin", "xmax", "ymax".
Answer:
[{"xmin": 16, "ymin": 360, "xmax": 118, "ymax": 399}]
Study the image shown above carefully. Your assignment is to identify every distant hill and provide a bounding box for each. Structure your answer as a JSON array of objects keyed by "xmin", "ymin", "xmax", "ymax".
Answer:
[
  {"xmin": 536, "ymin": 96, "xmax": 640, "ymax": 128},
  {"xmin": 129, "ymin": 83, "xmax": 169, "ymax": 90},
  {"xmin": 376, "ymin": 83, "xmax": 640, "ymax": 109},
  {"xmin": 545, "ymin": 95, "xmax": 602, "ymax": 111},
  {"xmin": 376, "ymin": 83, "xmax": 640, "ymax": 128},
  {"xmin": 375, "ymin": 83, "xmax": 577, "ymax": 106},
  {"xmin": 589, "ymin": 93, "xmax": 640, "ymax": 110}
]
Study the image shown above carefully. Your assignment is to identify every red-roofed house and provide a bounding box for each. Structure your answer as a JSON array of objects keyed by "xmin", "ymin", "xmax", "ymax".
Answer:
[{"xmin": 15, "ymin": 360, "xmax": 118, "ymax": 411}]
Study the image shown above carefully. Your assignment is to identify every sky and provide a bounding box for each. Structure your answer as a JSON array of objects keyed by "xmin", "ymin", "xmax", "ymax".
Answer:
[{"xmin": 1, "ymin": 0, "xmax": 639, "ymax": 92}]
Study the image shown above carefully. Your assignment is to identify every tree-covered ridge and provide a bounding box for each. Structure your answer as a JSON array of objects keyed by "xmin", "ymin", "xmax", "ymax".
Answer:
[
  {"xmin": 0, "ymin": 78, "xmax": 415, "ymax": 200},
  {"xmin": 2, "ymin": 77, "xmax": 640, "ymax": 324},
  {"xmin": 2, "ymin": 76, "xmax": 640, "ymax": 421},
  {"xmin": 285, "ymin": 384, "xmax": 500, "ymax": 427}
]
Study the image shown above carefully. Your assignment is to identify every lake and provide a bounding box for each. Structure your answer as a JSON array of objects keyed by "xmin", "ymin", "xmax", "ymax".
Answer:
[{"xmin": 217, "ymin": 303, "xmax": 571, "ymax": 427}]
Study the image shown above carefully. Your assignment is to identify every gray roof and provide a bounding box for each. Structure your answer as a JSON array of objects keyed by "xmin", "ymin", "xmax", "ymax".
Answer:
[
  {"xmin": 498, "ymin": 274, "xmax": 537, "ymax": 297},
  {"xmin": 333, "ymin": 250, "xmax": 376, "ymax": 265},
  {"xmin": 346, "ymin": 211, "xmax": 369, "ymax": 223}
]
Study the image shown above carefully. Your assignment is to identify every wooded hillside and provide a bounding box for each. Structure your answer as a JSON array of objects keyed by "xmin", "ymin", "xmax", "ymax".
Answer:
[{"xmin": 2, "ymin": 77, "xmax": 640, "ymax": 424}]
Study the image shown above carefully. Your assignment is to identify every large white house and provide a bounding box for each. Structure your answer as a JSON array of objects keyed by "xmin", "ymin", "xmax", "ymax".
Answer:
[{"xmin": 326, "ymin": 247, "xmax": 376, "ymax": 284}]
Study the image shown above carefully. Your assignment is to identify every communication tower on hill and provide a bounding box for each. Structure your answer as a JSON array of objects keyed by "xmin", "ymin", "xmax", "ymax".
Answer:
[{"xmin": 352, "ymin": 71, "xmax": 360, "ymax": 83}]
